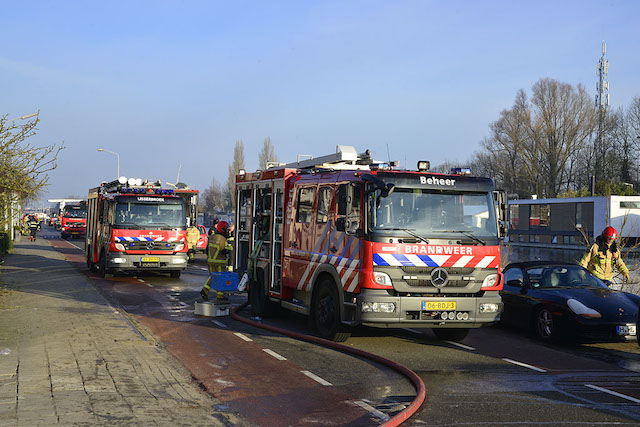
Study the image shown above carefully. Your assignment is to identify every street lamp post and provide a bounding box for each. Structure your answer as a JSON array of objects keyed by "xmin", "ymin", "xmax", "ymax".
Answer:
[{"xmin": 97, "ymin": 148, "xmax": 120, "ymax": 179}]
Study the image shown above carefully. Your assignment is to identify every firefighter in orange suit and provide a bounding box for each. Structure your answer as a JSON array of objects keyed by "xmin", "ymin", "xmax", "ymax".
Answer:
[
  {"xmin": 200, "ymin": 221, "xmax": 232, "ymax": 300},
  {"xmin": 579, "ymin": 226, "xmax": 630, "ymax": 287}
]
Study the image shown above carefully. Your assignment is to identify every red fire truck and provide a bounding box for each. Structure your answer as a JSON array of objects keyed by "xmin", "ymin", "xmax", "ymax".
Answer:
[
  {"xmin": 85, "ymin": 177, "xmax": 191, "ymax": 278},
  {"xmin": 236, "ymin": 146, "xmax": 508, "ymax": 342},
  {"xmin": 60, "ymin": 201, "xmax": 87, "ymax": 239}
]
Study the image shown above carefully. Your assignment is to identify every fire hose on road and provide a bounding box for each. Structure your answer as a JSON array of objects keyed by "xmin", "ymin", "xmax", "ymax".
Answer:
[{"xmin": 230, "ymin": 302, "xmax": 426, "ymax": 426}]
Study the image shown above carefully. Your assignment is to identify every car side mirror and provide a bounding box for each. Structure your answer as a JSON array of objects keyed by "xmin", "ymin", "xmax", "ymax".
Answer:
[{"xmin": 507, "ymin": 279, "xmax": 522, "ymax": 287}]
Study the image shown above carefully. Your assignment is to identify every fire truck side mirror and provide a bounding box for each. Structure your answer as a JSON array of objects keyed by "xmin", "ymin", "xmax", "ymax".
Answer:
[
  {"xmin": 336, "ymin": 217, "xmax": 346, "ymax": 232},
  {"xmin": 493, "ymin": 190, "xmax": 508, "ymax": 239}
]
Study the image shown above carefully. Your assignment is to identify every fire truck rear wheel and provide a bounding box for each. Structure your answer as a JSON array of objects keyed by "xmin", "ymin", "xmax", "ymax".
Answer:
[
  {"xmin": 249, "ymin": 272, "xmax": 274, "ymax": 317},
  {"xmin": 432, "ymin": 328, "xmax": 470, "ymax": 342},
  {"xmin": 61, "ymin": 233, "xmax": 68, "ymax": 239},
  {"xmin": 312, "ymin": 279, "xmax": 351, "ymax": 342}
]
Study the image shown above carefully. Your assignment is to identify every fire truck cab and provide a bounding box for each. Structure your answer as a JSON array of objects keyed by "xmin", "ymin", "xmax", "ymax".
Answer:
[
  {"xmin": 60, "ymin": 201, "xmax": 87, "ymax": 239},
  {"xmin": 236, "ymin": 146, "xmax": 508, "ymax": 342},
  {"xmin": 85, "ymin": 177, "xmax": 190, "ymax": 278}
]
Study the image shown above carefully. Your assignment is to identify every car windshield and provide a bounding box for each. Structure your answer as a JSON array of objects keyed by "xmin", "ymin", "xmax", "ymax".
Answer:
[
  {"xmin": 368, "ymin": 188, "xmax": 497, "ymax": 238},
  {"xmin": 525, "ymin": 265, "xmax": 609, "ymax": 289},
  {"xmin": 115, "ymin": 198, "xmax": 186, "ymax": 229}
]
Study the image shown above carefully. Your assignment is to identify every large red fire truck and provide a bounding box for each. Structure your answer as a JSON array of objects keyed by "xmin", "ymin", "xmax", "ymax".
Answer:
[
  {"xmin": 236, "ymin": 146, "xmax": 508, "ymax": 342},
  {"xmin": 60, "ymin": 201, "xmax": 87, "ymax": 239},
  {"xmin": 85, "ymin": 177, "xmax": 192, "ymax": 278}
]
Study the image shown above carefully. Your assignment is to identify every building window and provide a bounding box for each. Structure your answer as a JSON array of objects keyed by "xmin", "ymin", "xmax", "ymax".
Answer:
[
  {"xmin": 509, "ymin": 205, "xmax": 519, "ymax": 229},
  {"xmin": 620, "ymin": 201, "xmax": 640, "ymax": 209},
  {"xmin": 530, "ymin": 204, "xmax": 549, "ymax": 228}
]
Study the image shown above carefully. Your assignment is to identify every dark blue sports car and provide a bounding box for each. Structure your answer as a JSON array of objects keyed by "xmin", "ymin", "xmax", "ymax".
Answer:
[{"xmin": 501, "ymin": 261, "xmax": 640, "ymax": 342}]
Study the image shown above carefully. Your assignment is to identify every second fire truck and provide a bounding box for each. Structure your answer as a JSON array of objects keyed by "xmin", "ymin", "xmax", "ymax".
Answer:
[
  {"xmin": 235, "ymin": 146, "xmax": 508, "ymax": 342},
  {"xmin": 85, "ymin": 177, "xmax": 193, "ymax": 278}
]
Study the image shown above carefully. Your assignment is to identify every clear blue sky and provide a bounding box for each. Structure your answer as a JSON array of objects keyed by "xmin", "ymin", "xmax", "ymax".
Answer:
[{"xmin": 2, "ymin": 0, "xmax": 639, "ymax": 206}]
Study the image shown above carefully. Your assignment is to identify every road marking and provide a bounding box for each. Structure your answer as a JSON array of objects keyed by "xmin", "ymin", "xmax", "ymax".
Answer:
[
  {"xmin": 586, "ymin": 384, "xmax": 640, "ymax": 404},
  {"xmin": 137, "ymin": 279, "xmax": 145, "ymax": 283},
  {"xmin": 403, "ymin": 328, "xmax": 423, "ymax": 335},
  {"xmin": 211, "ymin": 320, "xmax": 227, "ymax": 328},
  {"xmin": 145, "ymin": 283, "xmax": 153, "ymax": 288},
  {"xmin": 263, "ymin": 348, "xmax": 287, "ymax": 360},
  {"xmin": 64, "ymin": 240, "xmax": 83, "ymax": 250},
  {"xmin": 352, "ymin": 400, "xmax": 390, "ymax": 422},
  {"xmin": 502, "ymin": 358, "xmax": 547, "ymax": 373},
  {"xmin": 301, "ymin": 370, "xmax": 332, "ymax": 386},
  {"xmin": 234, "ymin": 332, "xmax": 253, "ymax": 342},
  {"xmin": 444, "ymin": 340, "xmax": 476, "ymax": 351},
  {"xmin": 201, "ymin": 268, "xmax": 209, "ymax": 271}
]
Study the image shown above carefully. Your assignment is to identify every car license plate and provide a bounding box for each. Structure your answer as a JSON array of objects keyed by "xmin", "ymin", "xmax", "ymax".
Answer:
[
  {"xmin": 423, "ymin": 301, "xmax": 456, "ymax": 311},
  {"xmin": 141, "ymin": 257, "xmax": 160, "ymax": 263},
  {"xmin": 616, "ymin": 324, "xmax": 637, "ymax": 336}
]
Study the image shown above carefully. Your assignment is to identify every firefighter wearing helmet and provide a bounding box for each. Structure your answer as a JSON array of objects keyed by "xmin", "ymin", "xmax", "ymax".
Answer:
[
  {"xmin": 579, "ymin": 226, "xmax": 630, "ymax": 286},
  {"xmin": 200, "ymin": 221, "xmax": 233, "ymax": 300}
]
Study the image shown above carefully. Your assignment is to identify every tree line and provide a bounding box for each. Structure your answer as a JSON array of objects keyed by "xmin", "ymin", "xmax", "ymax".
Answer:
[
  {"xmin": 464, "ymin": 78, "xmax": 640, "ymax": 199},
  {"xmin": 201, "ymin": 137, "xmax": 278, "ymax": 212},
  {"xmin": 0, "ymin": 114, "xmax": 63, "ymax": 233}
]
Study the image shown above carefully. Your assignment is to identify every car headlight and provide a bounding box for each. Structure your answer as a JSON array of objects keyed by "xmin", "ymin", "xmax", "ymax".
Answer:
[
  {"xmin": 482, "ymin": 274, "xmax": 498, "ymax": 288},
  {"xmin": 567, "ymin": 299, "xmax": 602, "ymax": 318},
  {"xmin": 373, "ymin": 271, "xmax": 392, "ymax": 287}
]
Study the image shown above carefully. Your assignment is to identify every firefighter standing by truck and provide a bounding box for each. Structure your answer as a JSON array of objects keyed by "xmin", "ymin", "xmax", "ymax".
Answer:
[
  {"xmin": 580, "ymin": 226, "xmax": 630, "ymax": 287},
  {"xmin": 200, "ymin": 221, "xmax": 233, "ymax": 300},
  {"xmin": 186, "ymin": 224, "xmax": 200, "ymax": 262}
]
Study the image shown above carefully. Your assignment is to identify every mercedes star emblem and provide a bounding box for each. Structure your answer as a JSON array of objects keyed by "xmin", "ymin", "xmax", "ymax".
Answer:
[
  {"xmin": 146, "ymin": 241, "xmax": 155, "ymax": 251},
  {"xmin": 430, "ymin": 267, "xmax": 449, "ymax": 288}
]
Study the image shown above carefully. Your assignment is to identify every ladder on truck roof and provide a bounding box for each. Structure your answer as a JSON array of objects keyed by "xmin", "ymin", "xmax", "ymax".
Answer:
[{"xmin": 267, "ymin": 145, "xmax": 377, "ymax": 171}]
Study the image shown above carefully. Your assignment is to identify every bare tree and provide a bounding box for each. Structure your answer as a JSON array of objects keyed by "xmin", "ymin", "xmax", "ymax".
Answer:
[
  {"xmin": 0, "ymin": 114, "xmax": 64, "ymax": 231},
  {"xmin": 226, "ymin": 140, "xmax": 245, "ymax": 210},
  {"xmin": 201, "ymin": 177, "xmax": 225, "ymax": 212},
  {"xmin": 258, "ymin": 137, "xmax": 279, "ymax": 170}
]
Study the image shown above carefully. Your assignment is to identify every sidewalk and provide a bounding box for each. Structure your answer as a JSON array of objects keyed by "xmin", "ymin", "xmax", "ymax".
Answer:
[{"xmin": 0, "ymin": 235, "xmax": 247, "ymax": 426}]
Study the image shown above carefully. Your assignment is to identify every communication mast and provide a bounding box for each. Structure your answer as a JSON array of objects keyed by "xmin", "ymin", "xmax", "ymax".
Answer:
[{"xmin": 594, "ymin": 40, "xmax": 609, "ymax": 183}]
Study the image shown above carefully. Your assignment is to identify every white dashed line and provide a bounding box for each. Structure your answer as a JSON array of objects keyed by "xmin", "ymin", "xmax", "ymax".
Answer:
[
  {"xmin": 444, "ymin": 340, "xmax": 476, "ymax": 351},
  {"xmin": 137, "ymin": 279, "xmax": 145, "ymax": 283},
  {"xmin": 502, "ymin": 358, "xmax": 547, "ymax": 373},
  {"xmin": 145, "ymin": 283, "xmax": 153, "ymax": 288},
  {"xmin": 352, "ymin": 400, "xmax": 390, "ymax": 422},
  {"xmin": 403, "ymin": 328, "xmax": 423, "ymax": 335},
  {"xmin": 211, "ymin": 320, "xmax": 227, "ymax": 328},
  {"xmin": 585, "ymin": 384, "xmax": 640, "ymax": 404},
  {"xmin": 301, "ymin": 370, "xmax": 332, "ymax": 386},
  {"xmin": 234, "ymin": 332, "xmax": 253, "ymax": 342},
  {"xmin": 263, "ymin": 349, "xmax": 287, "ymax": 361}
]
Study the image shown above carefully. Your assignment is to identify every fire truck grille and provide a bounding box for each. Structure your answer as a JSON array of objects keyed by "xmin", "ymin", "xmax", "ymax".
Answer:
[
  {"xmin": 124, "ymin": 241, "xmax": 181, "ymax": 251},
  {"xmin": 400, "ymin": 266, "xmax": 475, "ymax": 275},
  {"xmin": 405, "ymin": 279, "xmax": 468, "ymax": 288}
]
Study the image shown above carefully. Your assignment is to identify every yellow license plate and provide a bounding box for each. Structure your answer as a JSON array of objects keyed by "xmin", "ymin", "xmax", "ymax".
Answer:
[
  {"xmin": 423, "ymin": 301, "xmax": 456, "ymax": 311},
  {"xmin": 141, "ymin": 257, "xmax": 160, "ymax": 262}
]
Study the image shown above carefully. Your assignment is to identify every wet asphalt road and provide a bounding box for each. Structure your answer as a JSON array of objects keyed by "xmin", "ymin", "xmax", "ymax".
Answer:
[{"xmin": 43, "ymin": 226, "xmax": 640, "ymax": 425}]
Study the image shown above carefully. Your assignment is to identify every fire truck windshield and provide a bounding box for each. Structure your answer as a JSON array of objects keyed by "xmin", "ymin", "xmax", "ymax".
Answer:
[
  {"xmin": 114, "ymin": 197, "xmax": 185, "ymax": 229},
  {"xmin": 63, "ymin": 206, "xmax": 87, "ymax": 218},
  {"xmin": 368, "ymin": 188, "xmax": 497, "ymax": 239}
]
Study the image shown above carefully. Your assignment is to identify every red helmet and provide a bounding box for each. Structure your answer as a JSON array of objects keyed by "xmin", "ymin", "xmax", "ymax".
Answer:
[
  {"xmin": 215, "ymin": 221, "xmax": 230, "ymax": 235},
  {"xmin": 602, "ymin": 226, "xmax": 618, "ymax": 242}
]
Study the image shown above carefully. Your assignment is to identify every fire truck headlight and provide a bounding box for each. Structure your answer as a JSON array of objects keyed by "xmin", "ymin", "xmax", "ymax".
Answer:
[
  {"xmin": 373, "ymin": 272, "xmax": 392, "ymax": 287},
  {"xmin": 479, "ymin": 303, "xmax": 499, "ymax": 313},
  {"xmin": 175, "ymin": 244, "xmax": 184, "ymax": 251},
  {"xmin": 115, "ymin": 243, "xmax": 125, "ymax": 251},
  {"xmin": 112, "ymin": 257, "xmax": 127, "ymax": 264},
  {"xmin": 482, "ymin": 274, "xmax": 498, "ymax": 288},
  {"xmin": 361, "ymin": 302, "xmax": 396, "ymax": 313},
  {"xmin": 172, "ymin": 258, "xmax": 186, "ymax": 264}
]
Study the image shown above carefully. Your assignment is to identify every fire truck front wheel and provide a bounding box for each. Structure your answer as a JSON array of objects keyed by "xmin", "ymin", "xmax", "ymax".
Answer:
[
  {"xmin": 312, "ymin": 279, "xmax": 351, "ymax": 342},
  {"xmin": 98, "ymin": 253, "xmax": 113, "ymax": 278},
  {"xmin": 432, "ymin": 328, "xmax": 470, "ymax": 342}
]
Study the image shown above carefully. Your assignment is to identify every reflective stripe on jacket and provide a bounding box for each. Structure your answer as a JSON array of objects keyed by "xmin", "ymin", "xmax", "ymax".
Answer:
[{"xmin": 579, "ymin": 243, "xmax": 629, "ymax": 281}]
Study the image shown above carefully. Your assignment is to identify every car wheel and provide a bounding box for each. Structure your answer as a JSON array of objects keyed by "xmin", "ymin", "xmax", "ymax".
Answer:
[
  {"xmin": 312, "ymin": 279, "xmax": 351, "ymax": 342},
  {"xmin": 432, "ymin": 328, "xmax": 470, "ymax": 342},
  {"xmin": 533, "ymin": 308, "xmax": 556, "ymax": 341}
]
